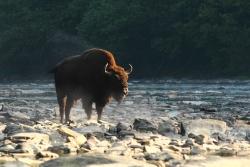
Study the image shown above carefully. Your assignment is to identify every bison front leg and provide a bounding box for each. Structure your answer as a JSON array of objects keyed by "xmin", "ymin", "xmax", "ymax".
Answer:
[
  {"xmin": 96, "ymin": 105, "xmax": 104, "ymax": 122},
  {"xmin": 81, "ymin": 96, "xmax": 93, "ymax": 120}
]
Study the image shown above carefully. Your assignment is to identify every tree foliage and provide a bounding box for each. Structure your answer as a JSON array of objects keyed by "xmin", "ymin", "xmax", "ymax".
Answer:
[{"xmin": 0, "ymin": 0, "xmax": 250, "ymax": 79}]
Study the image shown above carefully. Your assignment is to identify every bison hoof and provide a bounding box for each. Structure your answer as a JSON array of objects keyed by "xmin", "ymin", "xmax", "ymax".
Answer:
[
  {"xmin": 64, "ymin": 119, "xmax": 74, "ymax": 125},
  {"xmin": 97, "ymin": 119, "xmax": 104, "ymax": 124}
]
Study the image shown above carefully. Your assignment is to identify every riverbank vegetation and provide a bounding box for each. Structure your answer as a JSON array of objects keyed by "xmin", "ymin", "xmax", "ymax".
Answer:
[{"xmin": 0, "ymin": 0, "xmax": 250, "ymax": 79}]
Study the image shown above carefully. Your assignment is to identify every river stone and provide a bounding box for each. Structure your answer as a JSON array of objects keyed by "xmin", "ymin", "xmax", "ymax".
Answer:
[
  {"xmin": 190, "ymin": 146, "xmax": 206, "ymax": 155},
  {"xmin": 8, "ymin": 109, "xmax": 31, "ymax": 120},
  {"xmin": 133, "ymin": 118, "xmax": 158, "ymax": 132},
  {"xmin": 15, "ymin": 142, "xmax": 39, "ymax": 154},
  {"xmin": 147, "ymin": 160, "xmax": 165, "ymax": 167},
  {"xmin": 211, "ymin": 132, "xmax": 227, "ymax": 142},
  {"xmin": 40, "ymin": 154, "xmax": 156, "ymax": 167},
  {"xmin": 116, "ymin": 122, "xmax": 132, "ymax": 133},
  {"xmin": 3, "ymin": 123, "xmax": 35, "ymax": 135},
  {"xmin": 83, "ymin": 136, "xmax": 100, "ymax": 150},
  {"xmin": 9, "ymin": 132, "xmax": 49, "ymax": 144},
  {"xmin": 104, "ymin": 144, "xmax": 128, "ymax": 155},
  {"xmin": 216, "ymin": 146, "xmax": 236, "ymax": 157},
  {"xmin": 73, "ymin": 124, "xmax": 105, "ymax": 136},
  {"xmin": 157, "ymin": 117, "xmax": 178, "ymax": 135},
  {"xmin": 182, "ymin": 139, "xmax": 194, "ymax": 147},
  {"xmin": 36, "ymin": 151, "xmax": 59, "ymax": 159},
  {"xmin": 194, "ymin": 135, "xmax": 206, "ymax": 145},
  {"xmin": 144, "ymin": 152, "xmax": 173, "ymax": 161},
  {"xmin": 0, "ymin": 124, "xmax": 6, "ymax": 133},
  {"xmin": 48, "ymin": 145, "xmax": 71, "ymax": 155},
  {"xmin": 118, "ymin": 130, "xmax": 136, "ymax": 138},
  {"xmin": 184, "ymin": 119, "xmax": 227, "ymax": 136},
  {"xmin": 169, "ymin": 139, "xmax": 180, "ymax": 146},
  {"xmin": 0, "ymin": 144, "xmax": 15, "ymax": 153},
  {"xmin": 188, "ymin": 133, "xmax": 196, "ymax": 139},
  {"xmin": 58, "ymin": 126, "xmax": 87, "ymax": 146},
  {"xmin": 246, "ymin": 131, "xmax": 250, "ymax": 141},
  {"xmin": 144, "ymin": 145, "xmax": 161, "ymax": 154}
]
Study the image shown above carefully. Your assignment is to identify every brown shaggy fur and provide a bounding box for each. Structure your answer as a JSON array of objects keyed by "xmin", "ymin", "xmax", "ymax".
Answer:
[{"xmin": 51, "ymin": 48, "xmax": 132, "ymax": 123}]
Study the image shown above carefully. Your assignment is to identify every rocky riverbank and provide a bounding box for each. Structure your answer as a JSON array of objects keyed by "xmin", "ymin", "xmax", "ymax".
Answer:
[{"xmin": 0, "ymin": 104, "xmax": 249, "ymax": 167}]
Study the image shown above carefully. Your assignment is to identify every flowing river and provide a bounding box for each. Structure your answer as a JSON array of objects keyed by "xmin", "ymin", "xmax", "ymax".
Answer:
[{"xmin": 0, "ymin": 80, "xmax": 250, "ymax": 123}]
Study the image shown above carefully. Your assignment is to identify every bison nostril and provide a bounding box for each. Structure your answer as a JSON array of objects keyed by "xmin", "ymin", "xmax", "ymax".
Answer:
[{"xmin": 123, "ymin": 88, "xmax": 128, "ymax": 95}]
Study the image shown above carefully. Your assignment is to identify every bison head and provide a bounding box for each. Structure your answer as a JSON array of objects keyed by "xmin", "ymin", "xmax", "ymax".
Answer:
[{"xmin": 105, "ymin": 64, "xmax": 133, "ymax": 102}]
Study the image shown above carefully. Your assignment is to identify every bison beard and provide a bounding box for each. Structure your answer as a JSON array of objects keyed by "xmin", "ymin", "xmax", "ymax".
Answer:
[{"xmin": 51, "ymin": 48, "xmax": 132, "ymax": 123}]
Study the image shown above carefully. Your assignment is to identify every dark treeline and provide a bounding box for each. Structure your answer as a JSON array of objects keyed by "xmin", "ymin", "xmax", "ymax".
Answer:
[{"xmin": 1, "ymin": 0, "xmax": 250, "ymax": 79}]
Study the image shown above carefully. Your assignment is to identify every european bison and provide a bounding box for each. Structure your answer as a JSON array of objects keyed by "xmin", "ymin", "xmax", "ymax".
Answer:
[{"xmin": 51, "ymin": 48, "xmax": 133, "ymax": 123}]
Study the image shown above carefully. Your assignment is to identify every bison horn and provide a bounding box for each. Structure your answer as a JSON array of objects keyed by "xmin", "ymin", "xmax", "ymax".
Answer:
[
  {"xmin": 126, "ymin": 64, "xmax": 133, "ymax": 74},
  {"xmin": 104, "ymin": 63, "xmax": 112, "ymax": 74}
]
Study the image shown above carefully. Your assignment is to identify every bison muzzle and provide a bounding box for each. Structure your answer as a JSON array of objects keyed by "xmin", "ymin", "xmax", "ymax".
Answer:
[{"xmin": 51, "ymin": 48, "xmax": 133, "ymax": 123}]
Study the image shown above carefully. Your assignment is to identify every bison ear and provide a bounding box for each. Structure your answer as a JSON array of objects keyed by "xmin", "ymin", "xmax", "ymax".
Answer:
[
  {"xmin": 104, "ymin": 63, "xmax": 112, "ymax": 75},
  {"xmin": 125, "ymin": 64, "xmax": 133, "ymax": 74}
]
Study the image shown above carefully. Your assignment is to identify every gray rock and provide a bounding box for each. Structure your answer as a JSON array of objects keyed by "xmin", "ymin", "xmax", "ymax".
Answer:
[
  {"xmin": 9, "ymin": 132, "xmax": 50, "ymax": 144},
  {"xmin": 216, "ymin": 147, "xmax": 236, "ymax": 157},
  {"xmin": 190, "ymin": 146, "xmax": 206, "ymax": 155},
  {"xmin": 168, "ymin": 159, "xmax": 182, "ymax": 167},
  {"xmin": 0, "ymin": 124, "xmax": 6, "ymax": 133},
  {"xmin": 157, "ymin": 117, "xmax": 179, "ymax": 135},
  {"xmin": 116, "ymin": 122, "xmax": 132, "ymax": 133},
  {"xmin": 48, "ymin": 145, "xmax": 71, "ymax": 155},
  {"xmin": 104, "ymin": 143, "xmax": 128, "ymax": 155},
  {"xmin": 0, "ymin": 144, "xmax": 15, "ymax": 153},
  {"xmin": 144, "ymin": 145, "xmax": 161, "ymax": 154},
  {"xmin": 246, "ymin": 131, "xmax": 250, "ymax": 141},
  {"xmin": 83, "ymin": 136, "xmax": 100, "ymax": 150},
  {"xmin": 118, "ymin": 130, "xmax": 135, "ymax": 138},
  {"xmin": 144, "ymin": 152, "xmax": 173, "ymax": 161},
  {"xmin": 3, "ymin": 123, "xmax": 35, "ymax": 135},
  {"xmin": 15, "ymin": 142, "xmax": 39, "ymax": 154},
  {"xmin": 169, "ymin": 145, "xmax": 181, "ymax": 152},
  {"xmin": 8, "ymin": 109, "xmax": 31, "ymax": 120},
  {"xmin": 211, "ymin": 132, "xmax": 227, "ymax": 143},
  {"xmin": 0, "ymin": 133, "xmax": 5, "ymax": 141},
  {"xmin": 194, "ymin": 135, "xmax": 205, "ymax": 145},
  {"xmin": 169, "ymin": 139, "xmax": 180, "ymax": 147},
  {"xmin": 36, "ymin": 151, "xmax": 59, "ymax": 159},
  {"xmin": 188, "ymin": 133, "xmax": 196, "ymax": 139},
  {"xmin": 182, "ymin": 139, "xmax": 194, "ymax": 147},
  {"xmin": 133, "ymin": 118, "xmax": 158, "ymax": 132},
  {"xmin": 74, "ymin": 125, "xmax": 105, "ymax": 135}
]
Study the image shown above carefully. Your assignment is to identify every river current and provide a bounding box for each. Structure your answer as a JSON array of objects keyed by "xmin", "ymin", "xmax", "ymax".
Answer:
[{"xmin": 0, "ymin": 80, "xmax": 250, "ymax": 124}]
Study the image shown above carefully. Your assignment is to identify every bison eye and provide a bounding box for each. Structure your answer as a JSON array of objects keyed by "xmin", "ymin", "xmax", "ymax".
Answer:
[{"xmin": 115, "ymin": 74, "xmax": 120, "ymax": 80}]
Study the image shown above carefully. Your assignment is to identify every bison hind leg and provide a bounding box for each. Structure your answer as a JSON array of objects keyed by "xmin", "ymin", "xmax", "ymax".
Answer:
[
  {"xmin": 96, "ymin": 105, "xmax": 104, "ymax": 122},
  {"xmin": 64, "ymin": 97, "xmax": 74, "ymax": 124},
  {"xmin": 57, "ymin": 95, "xmax": 67, "ymax": 123}
]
